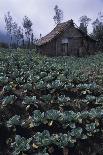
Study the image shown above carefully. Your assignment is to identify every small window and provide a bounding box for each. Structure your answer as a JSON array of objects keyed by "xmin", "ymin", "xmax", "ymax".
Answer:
[{"xmin": 62, "ymin": 38, "xmax": 68, "ymax": 44}]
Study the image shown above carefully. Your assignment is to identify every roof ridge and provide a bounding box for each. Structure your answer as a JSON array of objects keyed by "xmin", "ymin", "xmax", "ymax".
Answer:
[
  {"xmin": 36, "ymin": 20, "xmax": 73, "ymax": 46},
  {"xmin": 36, "ymin": 19, "xmax": 95, "ymax": 46}
]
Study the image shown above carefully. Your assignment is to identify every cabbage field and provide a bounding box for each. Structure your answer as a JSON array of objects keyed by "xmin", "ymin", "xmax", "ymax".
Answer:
[{"xmin": 1, "ymin": 49, "xmax": 103, "ymax": 155}]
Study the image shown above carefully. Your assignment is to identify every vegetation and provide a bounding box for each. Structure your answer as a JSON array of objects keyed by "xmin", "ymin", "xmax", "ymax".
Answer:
[
  {"xmin": 0, "ymin": 49, "xmax": 103, "ymax": 154},
  {"xmin": 0, "ymin": 42, "xmax": 8, "ymax": 48},
  {"xmin": 23, "ymin": 16, "xmax": 33, "ymax": 48},
  {"xmin": 79, "ymin": 15, "xmax": 91, "ymax": 34},
  {"xmin": 79, "ymin": 12, "xmax": 103, "ymax": 51},
  {"xmin": 4, "ymin": 12, "xmax": 13, "ymax": 48},
  {"xmin": 4, "ymin": 12, "xmax": 35, "ymax": 49},
  {"xmin": 53, "ymin": 5, "xmax": 63, "ymax": 25},
  {"xmin": 92, "ymin": 12, "xmax": 103, "ymax": 50},
  {"xmin": 3, "ymin": 9, "xmax": 103, "ymax": 50}
]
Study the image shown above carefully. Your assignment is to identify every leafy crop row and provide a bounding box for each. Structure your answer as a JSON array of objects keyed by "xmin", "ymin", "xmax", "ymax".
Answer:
[{"xmin": 1, "ymin": 49, "xmax": 103, "ymax": 154}]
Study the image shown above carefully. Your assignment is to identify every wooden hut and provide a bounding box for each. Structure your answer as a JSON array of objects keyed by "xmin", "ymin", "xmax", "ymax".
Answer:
[{"xmin": 36, "ymin": 20, "xmax": 96, "ymax": 57}]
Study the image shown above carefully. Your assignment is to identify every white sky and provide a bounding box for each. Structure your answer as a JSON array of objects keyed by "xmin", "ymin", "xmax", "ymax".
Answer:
[{"xmin": 0, "ymin": 0, "xmax": 103, "ymax": 37}]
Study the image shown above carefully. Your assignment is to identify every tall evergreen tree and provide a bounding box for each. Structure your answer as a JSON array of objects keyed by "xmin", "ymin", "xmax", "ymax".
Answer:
[
  {"xmin": 31, "ymin": 33, "xmax": 34, "ymax": 48},
  {"xmin": 53, "ymin": 5, "xmax": 63, "ymax": 25},
  {"xmin": 23, "ymin": 16, "xmax": 33, "ymax": 48},
  {"xmin": 4, "ymin": 12, "xmax": 13, "ymax": 48},
  {"xmin": 92, "ymin": 12, "xmax": 103, "ymax": 50},
  {"xmin": 79, "ymin": 15, "xmax": 91, "ymax": 34}
]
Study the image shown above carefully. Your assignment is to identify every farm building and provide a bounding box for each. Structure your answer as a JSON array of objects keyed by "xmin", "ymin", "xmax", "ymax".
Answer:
[{"xmin": 36, "ymin": 19, "xmax": 96, "ymax": 57}]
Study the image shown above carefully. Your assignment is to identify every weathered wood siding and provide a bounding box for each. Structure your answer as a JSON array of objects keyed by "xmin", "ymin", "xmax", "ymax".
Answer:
[
  {"xmin": 55, "ymin": 26, "xmax": 95, "ymax": 56},
  {"xmin": 38, "ymin": 26, "xmax": 96, "ymax": 57},
  {"xmin": 38, "ymin": 40, "xmax": 56, "ymax": 56}
]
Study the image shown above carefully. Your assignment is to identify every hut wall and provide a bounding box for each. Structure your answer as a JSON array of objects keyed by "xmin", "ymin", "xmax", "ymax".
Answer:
[
  {"xmin": 88, "ymin": 41, "xmax": 96, "ymax": 55},
  {"xmin": 38, "ymin": 26, "xmax": 96, "ymax": 57},
  {"xmin": 55, "ymin": 26, "xmax": 95, "ymax": 56},
  {"xmin": 38, "ymin": 40, "xmax": 56, "ymax": 57}
]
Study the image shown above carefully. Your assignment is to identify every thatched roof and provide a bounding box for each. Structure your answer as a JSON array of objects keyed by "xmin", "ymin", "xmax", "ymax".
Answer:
[{"xmin": 36, "ymin": 19, "xmax": 95, "ymax": 46}]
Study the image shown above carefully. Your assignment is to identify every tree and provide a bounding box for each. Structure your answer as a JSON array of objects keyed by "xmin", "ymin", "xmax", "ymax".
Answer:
[
  {"xmin": 92, "ymin": 12, "xmax": 103, "ymax": 50},
  {"xmin": 4, "ymin": 12, "xmax": 13, "ymax": 48},
  {"xmin": 12, "ymin": 22, "xmax": 18, "ymax": 48},
  {"xmin": 12, "ymin": 22, "xmax": 17, "ymax": 38},
  {"xmin": 98, "ymin": 12, "xmax": 103, "ymax": 21},
  {"xmin": 31, "ymin": 33, "xmax": 34, "ymax": 48},
  {"xmin": 16, "ymin": 26, "xmax": 24, "ymax": 47},
  {"xmin": 79, "ymin": 15, "xmax": 91, "ymax": 34},
  {"xmin": 53, "ymin": 5, "xmax": 63, "ymax": 25},
  {"xmin": 12, "ymin": 22, "xmax": 24, "ymax": 48},
  {"xmin": 21, "ymin": 29, "xmax": 25, "ymax": 48},
  {"xmin": 23, "ymin": 16, "xmax": 33, "ymax": 48}
]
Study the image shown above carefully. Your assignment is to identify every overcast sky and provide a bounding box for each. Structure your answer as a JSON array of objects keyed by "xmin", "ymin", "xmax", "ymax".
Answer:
[{"xmin": 0, "ymin": 0, "xmax": 103, "ymax": 37}]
